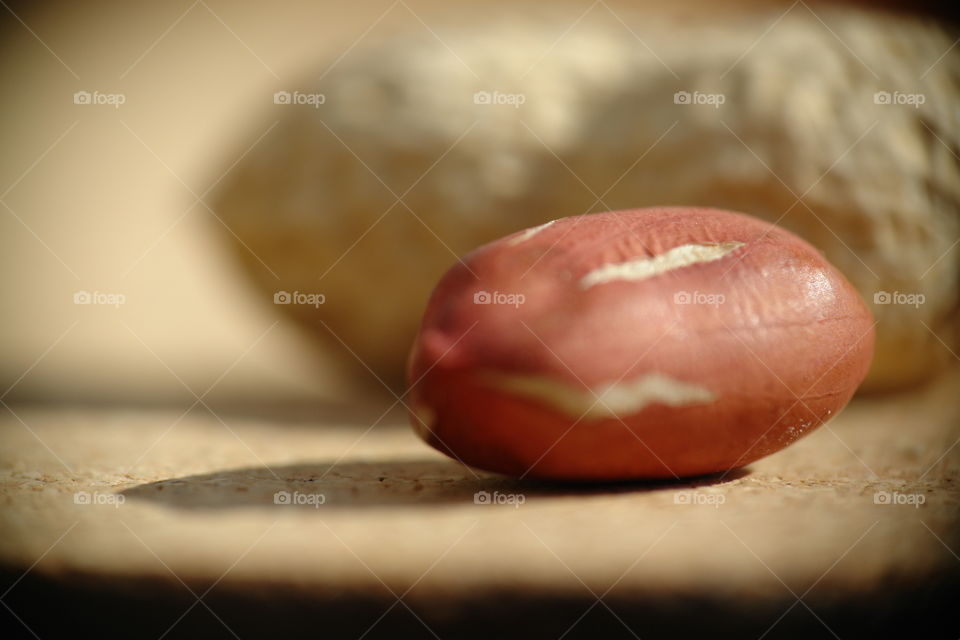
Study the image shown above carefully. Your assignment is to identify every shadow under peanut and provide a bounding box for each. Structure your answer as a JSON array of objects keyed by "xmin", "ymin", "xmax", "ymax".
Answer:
[{"xmin": 121, "ymin": 458, "xmax": 749, "ymax": 510}]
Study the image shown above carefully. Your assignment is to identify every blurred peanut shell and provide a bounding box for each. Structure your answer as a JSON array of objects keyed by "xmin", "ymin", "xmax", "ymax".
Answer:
[
  {"xmin": 407, "ymin": 207, "xmax": 875, "ymax": 480},
  {"xmin": 213, "ymin": 4, "xmax": 958, "ymax": 391}
]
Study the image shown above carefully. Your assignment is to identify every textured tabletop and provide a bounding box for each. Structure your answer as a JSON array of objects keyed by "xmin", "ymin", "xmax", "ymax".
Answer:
[{"xmin": 1, "ymin": 369, "xmax": 959, "ymax": 639}]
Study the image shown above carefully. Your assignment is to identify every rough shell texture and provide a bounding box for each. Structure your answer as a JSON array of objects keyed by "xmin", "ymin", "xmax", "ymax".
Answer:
[
  {"xmin": 407, "ymin": 207, "xmax": 875, "ymax": 480},
  {"xmin": 214, "ymin": 4, "xmax": 958, "ymax": 391}
]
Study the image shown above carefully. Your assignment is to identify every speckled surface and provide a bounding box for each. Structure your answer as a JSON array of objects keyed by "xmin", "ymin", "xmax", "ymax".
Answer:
[{"xmin": 1, "ymin": 369, "xmax": 958, "ymax": 638}]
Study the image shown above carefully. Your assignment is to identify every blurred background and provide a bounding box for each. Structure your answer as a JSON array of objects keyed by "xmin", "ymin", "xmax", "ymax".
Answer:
[
  {"xmin": 2, "ymin": 0, "xmax": 957, "ymax": 409},
  {"xmin": 1, "ymin": 0, "xmax": 422, "ymax": 406}
]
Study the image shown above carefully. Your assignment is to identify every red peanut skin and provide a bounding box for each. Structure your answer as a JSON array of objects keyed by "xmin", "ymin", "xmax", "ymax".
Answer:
[{"xmin": 407, "ymin": 207, "xmax": 875, "ymax": 481}]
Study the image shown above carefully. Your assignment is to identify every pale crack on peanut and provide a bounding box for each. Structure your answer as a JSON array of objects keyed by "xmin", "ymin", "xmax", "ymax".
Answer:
[
  {"xmin": 507, "ymin": 219, "xmax": 557, "ymax": 246},
  {"xmin": 484, "ymin": 372, "xmax": 716, "ymax": 420},
  {"xmin": 580, "ymin": 241, "xmax": 745, "ymax": 288}
]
